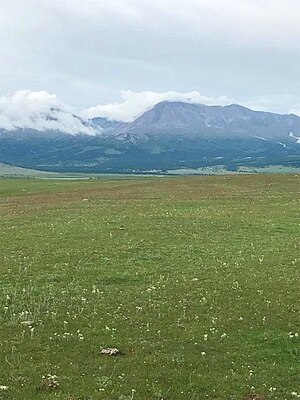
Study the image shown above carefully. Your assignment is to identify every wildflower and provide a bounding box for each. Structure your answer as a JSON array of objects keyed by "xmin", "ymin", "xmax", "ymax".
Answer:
[
  {"xmin": 289, "ymin": 332, "xmax": 298, "ymax": 338},
  {"xmin": 21, "ymin": 320, "xmax": 34, "ymax": 326}
]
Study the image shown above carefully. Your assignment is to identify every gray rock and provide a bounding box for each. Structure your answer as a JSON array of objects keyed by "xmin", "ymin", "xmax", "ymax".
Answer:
[{"xmin": 100, "ymin": 347, "xmax": 121, "ymax": 356}]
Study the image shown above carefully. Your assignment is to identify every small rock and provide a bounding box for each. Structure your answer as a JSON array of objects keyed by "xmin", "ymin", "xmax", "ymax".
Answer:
[{"xmin": 100, "ymin": 347, "xmax": 121, "ymax": 356}]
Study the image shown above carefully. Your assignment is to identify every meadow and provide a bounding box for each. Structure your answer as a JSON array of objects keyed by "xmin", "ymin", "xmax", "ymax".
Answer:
[{"xmin": 0, "ymin": 174, "xmax": 299, "ymax": 400}]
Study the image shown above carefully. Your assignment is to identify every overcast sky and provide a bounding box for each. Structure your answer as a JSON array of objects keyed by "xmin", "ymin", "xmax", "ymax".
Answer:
[{"xmin": 0, "ymin": 0, "xmax": 299, "ymax": 122}]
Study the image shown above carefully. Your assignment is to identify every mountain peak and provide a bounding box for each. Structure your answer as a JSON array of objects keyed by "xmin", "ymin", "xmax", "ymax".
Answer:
[
  {"xmin": 226, "ymin": 103, "xmax": 251, "ymax": 110},
  {"xmin": 152, "ymin": 100, "xmax": 205, "ymax": 109}
]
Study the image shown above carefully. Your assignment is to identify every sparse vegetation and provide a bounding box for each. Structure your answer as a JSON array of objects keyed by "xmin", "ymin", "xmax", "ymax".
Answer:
[{"xmin": 0, "ymin": 175, "xmax": 299, "ymax": 399}]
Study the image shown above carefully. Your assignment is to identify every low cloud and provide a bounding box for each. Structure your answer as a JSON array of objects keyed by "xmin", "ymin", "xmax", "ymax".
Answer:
[
  {"xmin": 0, "ymin": 90, "xmax": 95, "ymax": 135},
  {"xmin": 81, "ymin": 90, "xmax": 236, "ymax": 121}
]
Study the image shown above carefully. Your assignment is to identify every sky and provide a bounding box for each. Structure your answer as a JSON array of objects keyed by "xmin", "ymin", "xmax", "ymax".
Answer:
[{"xmin": 0, "ymin": 0, "xmax": 299, "ymax": 129}]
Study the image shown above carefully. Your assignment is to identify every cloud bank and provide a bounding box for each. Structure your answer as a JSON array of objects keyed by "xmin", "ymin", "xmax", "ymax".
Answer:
[
  {"xmin": 0, "ymin": 90, "xmax": 95, "ymax": 135},
  {"xmin": 81, "ymin": 90, "xmax": 236, "ymax": 122}
]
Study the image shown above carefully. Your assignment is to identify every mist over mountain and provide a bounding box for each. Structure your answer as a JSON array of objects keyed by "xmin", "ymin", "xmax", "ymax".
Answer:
[
  {"xmin": 0, "ymin": 90, "xmax": 95, "ymax": 135},
  {"xmin": 0, "ymin": 101, "xmax": 299, "ymax": 173}
]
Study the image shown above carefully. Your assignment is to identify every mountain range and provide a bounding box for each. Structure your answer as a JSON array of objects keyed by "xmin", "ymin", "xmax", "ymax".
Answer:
[{"xmin": 0, "ymin": 101, "xmax": 299, "ymax": 173}]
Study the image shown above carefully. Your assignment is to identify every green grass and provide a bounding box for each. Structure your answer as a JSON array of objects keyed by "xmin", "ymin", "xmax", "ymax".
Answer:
[{"xmin": 0, "ymin": 175, "xmax": 299, "ymax": 399}]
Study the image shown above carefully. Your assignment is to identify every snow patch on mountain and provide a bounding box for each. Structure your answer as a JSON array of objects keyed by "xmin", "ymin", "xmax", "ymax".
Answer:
[
  {"xmin": 277, "ymin": 142, "xmax": 287, "ymax": 148},
  {"xmin": 254, "ymin": 135, "xmax": 268, "ymax": 141},
  {"xmin": 289, "ymin": 132, "xmax": 300, "ymax": 143}
]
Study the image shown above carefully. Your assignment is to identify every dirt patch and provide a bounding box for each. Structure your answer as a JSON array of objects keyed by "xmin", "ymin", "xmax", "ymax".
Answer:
[{"xmin": 244, "ymin": 394, "xmax": 266, "ymax": 400}]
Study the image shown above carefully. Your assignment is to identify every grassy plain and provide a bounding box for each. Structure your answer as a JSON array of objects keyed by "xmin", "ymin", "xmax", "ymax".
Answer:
[{"xmin": 0, "ymin": 175, "xmax": 299, "ymax": 399}]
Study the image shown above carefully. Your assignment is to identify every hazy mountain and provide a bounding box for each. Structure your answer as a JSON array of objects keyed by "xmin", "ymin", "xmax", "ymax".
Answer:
[
  {"xmin": 0, "ymin": 101, "xmax": 299, "ymax": 173},
  {"xmin": 114, "ymin": 101, "xmax": 300, "ymax": 140},
  {"xmin": 91, "ymin": 117, "xmax": 126, "ymax": 133}
]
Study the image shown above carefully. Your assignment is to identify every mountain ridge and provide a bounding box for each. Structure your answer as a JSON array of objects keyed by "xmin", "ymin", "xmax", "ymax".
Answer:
[{"xmin": 0, "ymin": 101, "xmax": 299, "ymax": 173}]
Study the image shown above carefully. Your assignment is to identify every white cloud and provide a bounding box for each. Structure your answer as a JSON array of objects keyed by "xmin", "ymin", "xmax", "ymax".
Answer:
[
  {"xmin": 0, "ymin": 90, "xmax": 95, "ymax": 134},
  {"xmin": 81, "ymin": 90, "xmax": 236, "ymax": 121}
]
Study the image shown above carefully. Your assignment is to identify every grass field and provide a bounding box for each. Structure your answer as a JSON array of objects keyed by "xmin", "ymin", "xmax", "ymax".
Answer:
[{"xmin": 0, "ymin": 175, "xmax": 299, "ymax": 400}]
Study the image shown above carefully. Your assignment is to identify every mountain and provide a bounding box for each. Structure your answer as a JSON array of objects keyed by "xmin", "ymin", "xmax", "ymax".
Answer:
[
  {"xmin": 114, "ymin": 101, "xmax": 300, "ymax": 140},
  {"xmin": 0, "ymin": 101, "xmax": 299, "ymax": 173},
  {"xmin": 91, "ymin": 117, "xmax": 125, "ymax": 133}
]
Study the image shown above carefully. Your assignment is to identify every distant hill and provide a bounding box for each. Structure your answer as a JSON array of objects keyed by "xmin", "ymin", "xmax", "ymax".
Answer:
[
  {"xmin": 0, "ymin": 101, "xmax": 299, "ymax": 173},
  {"xmin": 0, "ymin": 162, "xmax": 56, "ymax": 177}
]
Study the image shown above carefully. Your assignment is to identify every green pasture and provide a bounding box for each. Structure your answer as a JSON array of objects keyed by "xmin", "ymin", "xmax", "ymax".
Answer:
[{"xmin": 0, "ymin": 174, "xmax": 299, "ymax": 399}]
